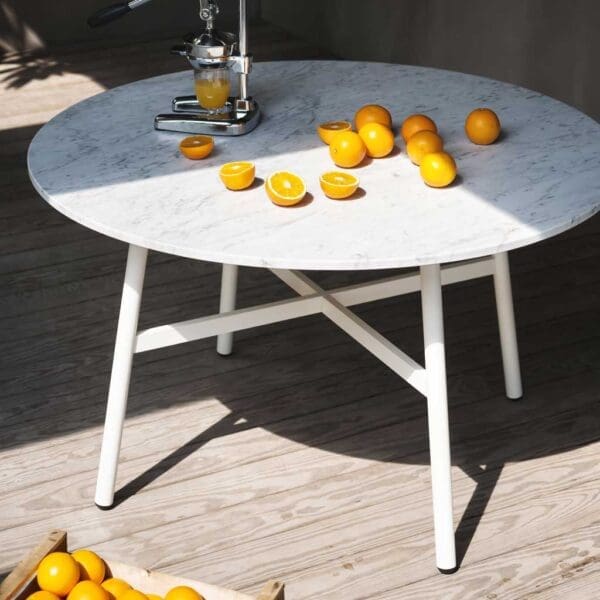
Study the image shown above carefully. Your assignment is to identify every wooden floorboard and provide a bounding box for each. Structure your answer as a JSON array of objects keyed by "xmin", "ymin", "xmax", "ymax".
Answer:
[{"xmin": 1, "ymin": 25, "xmax": 599, "ymax": 599}]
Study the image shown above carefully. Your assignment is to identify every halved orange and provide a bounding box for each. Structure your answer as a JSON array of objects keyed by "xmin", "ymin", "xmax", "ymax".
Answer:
[
  {"xmin": 266, "ymin": 171, "xmax": 307, "ymax": 206},
  {"xmin": 317, "ymin": 120, "xmax": 352, "ymax": 145},
  {"xmin": 179, "ymin": 135, "xmax": 214, "ymax": 160},
  {"xmin": 219, "ymin": 161, "xmax": 255, "ymax": 190},
  {"xmin": 320, "ymin": 171, "xmax": 360, "ymax": 200}
]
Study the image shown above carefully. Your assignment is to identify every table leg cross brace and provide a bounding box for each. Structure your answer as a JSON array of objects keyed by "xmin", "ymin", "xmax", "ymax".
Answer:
[
  {"xmin": 134, "ymin": 257, "xmax": 495, "ymax": 396},
  {"xmin": 271, "ymin": 269, "xmax": 427, "ymax": 394}
]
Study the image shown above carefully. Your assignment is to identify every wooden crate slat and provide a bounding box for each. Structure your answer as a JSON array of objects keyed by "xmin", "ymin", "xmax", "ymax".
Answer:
[
  {"xmin": 256, "ymin": 581, "xmax": 284, "ymax": 600},
  {"xmin": 105, "ymin": 560, "xmax": 255, "ymax": 600}
]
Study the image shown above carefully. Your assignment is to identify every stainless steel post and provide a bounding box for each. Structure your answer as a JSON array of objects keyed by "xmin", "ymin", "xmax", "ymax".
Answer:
[{"xmin": 239, "ymin": 0, "xmax": 249, "ymax": 100}]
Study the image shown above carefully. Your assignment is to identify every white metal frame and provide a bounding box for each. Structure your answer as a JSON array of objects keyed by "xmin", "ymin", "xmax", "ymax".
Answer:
[{"xmin": 95, "ymin": 245, "xmax": 522, "ymax": 573}]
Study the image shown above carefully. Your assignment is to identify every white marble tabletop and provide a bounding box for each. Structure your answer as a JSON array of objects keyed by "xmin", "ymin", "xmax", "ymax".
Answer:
[{"xmin": 28, "ymin": 61, "xmax": 600, "ymax": 270}]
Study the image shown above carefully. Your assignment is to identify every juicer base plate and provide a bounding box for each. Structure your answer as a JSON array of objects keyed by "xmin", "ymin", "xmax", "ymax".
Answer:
[{"xmin": 155, "ymin": 97, "xmax": 260, "ymax": 136}]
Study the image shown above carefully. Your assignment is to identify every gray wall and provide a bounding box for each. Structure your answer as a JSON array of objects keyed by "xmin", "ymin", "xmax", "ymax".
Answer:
[
  {"xmin": 262, "ymin": 0, "xmax": 599, "ymax": 120},
  {"xmin": 0, "ymin": 0, "xmax": 260, "ymax": 52}
]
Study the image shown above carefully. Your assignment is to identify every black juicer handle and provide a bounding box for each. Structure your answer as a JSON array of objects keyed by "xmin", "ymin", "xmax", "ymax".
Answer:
[{"xmin": 88, "ymin": 3, "xmax": 132, "ymax": 27}]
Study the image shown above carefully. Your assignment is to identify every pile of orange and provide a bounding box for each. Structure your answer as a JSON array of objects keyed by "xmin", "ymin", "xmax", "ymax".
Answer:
[
  {"xmin": 177, "ymin": 102, "xmax": 502, "ymax": 205},
  {"xmin": 328, "ymin": 104, "xmax": 395, "ymax": 168},
  {"xmin": 31, "ymin": 551, "xmax": 206, "ymax": 600},
  {"xmin": 316, "ymin": 103, "xmax": 501, "ymax": 194},
  {"xmin": 400, "ymin": 113, "xmax": 456, "ymax": 188}
]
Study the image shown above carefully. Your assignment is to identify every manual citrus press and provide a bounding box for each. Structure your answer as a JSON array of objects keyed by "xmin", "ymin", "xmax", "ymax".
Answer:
[{"xmin": 88, "ymin": 0, "xmax": 260, "ymax": 135}]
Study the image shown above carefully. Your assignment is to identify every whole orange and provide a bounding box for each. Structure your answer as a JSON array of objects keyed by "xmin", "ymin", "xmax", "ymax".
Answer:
[
  {"xmin": 358, "ymin": 123, "xmax": 395, "ymax": 158},
  {"xmin": 67, "ymin": 581, "xmax": 109, "ymax": 600},
  {"xmin": 329, "ymin": 131, "xmax": 367, "ymax": 168},
  {"xmin": 71, "ymin": 549, "xmax": 105, "ymax": 584},
  {"xmin": 101, "ymin": 579, "xmax": 132, "ymax": 600},
  {"xmin": 420, "ymin": 152, "xmax": 457, "ymax": 188},
  {"xmin": 354, "ymin": 104, "xmax": 392, "ymax": 131},
  {"xmin": 37, "ymin": 552, "xmax": 80, "ymax": 597},
  {"xmin": 27, "ymin": 592, "xmax": 61, "ymax": 600},
  {"xmin": 406, "ymin": 130, "xmax": 444, "ymax": 165},
  {"xmin": 165, "ymin": 587, "xmax": 205, "ymax": 600},
  {"xmin": 465, "ymin": 108, "xmax": 501, "ymax": 145},
  {"xmin": 118, "ymin": 591, "xmax": 148, "ymax": 600},
  {"xmin": 401, "ymin": 114, "xmax": 437, "ymax": 143}
]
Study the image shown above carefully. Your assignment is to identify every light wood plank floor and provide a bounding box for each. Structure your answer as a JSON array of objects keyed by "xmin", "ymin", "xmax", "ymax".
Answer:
[{"xmin": 1, "ymin": 27, "xmax": 600, "ymax": 599}]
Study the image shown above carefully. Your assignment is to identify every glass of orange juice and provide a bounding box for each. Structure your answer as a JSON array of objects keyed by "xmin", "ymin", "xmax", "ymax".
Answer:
[{"xmin": 194, "ymin": 66, "xmax": 231, "ymax": 113}]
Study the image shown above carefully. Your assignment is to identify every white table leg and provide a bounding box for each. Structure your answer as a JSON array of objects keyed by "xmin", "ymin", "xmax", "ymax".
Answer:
[
  {"xmin": 420, "ymin": 263, "xmax": 457, "ymax": 573},
  {"xmin": 216, "ymin": 264, "xmax": 239, "ymax": 356},
  {"xmin": 95, "ymin": 244, "xmax": 148, "ymax": 509},
  {"xmin": 493, "ymin": 252, "xmax": 523, "ymax": 400}
]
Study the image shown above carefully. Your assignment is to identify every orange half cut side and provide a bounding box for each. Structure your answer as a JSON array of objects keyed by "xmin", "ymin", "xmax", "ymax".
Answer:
[
  {"xmin": 219, "ymin": 161, "xmax": 255, "ymax": 190},
  {"xmin": 317, "ymin": 120, "xmax": 352, "ymax": 145},
  {"xmin": 179, "ymin": 135, "xmax": 214, "ymax": 160},
  {"xmin": 266, "ymin": 171, "xmax": 307, "ymax": 206},
  {"xmin": 320, "ymin": 171, "xmax": 360, "ymax": 199}
]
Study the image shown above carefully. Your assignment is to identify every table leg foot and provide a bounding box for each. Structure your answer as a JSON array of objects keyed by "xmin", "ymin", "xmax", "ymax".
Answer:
[
  {"xmin": 216, "ymin": 264, "xmax": 239, "ymax": 356},
  {"xmin": 94, "ymin": 245, "xmax": 148, "ymax": 508},
  {"xmin": 438, "ymin": 566, "xmax": 459, "ymax": 575},
  {"xmin": 493, "ymin": 252, "xmax": 523, "ymax": 400},
  {"xmin": 421, "ymin": 263, "xmax": 457, "ymax": 573}
]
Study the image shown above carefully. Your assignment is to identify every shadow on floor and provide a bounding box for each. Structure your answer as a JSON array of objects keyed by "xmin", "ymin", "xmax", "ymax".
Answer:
[{"xmin": 2, "ymin": 69, "xmax": 600, "ymax": 569}]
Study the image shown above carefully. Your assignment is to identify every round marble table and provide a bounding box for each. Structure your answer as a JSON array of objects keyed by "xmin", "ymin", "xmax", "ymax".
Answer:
[{"xmin": 28, "ymin": 60, "xmax": 600, "ymax": 574}]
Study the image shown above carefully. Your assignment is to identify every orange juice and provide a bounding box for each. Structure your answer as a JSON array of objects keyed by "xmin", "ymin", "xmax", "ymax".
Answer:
[{"xmin": 195, "ymin": 77, "xmax": 231, "ymax": 111}]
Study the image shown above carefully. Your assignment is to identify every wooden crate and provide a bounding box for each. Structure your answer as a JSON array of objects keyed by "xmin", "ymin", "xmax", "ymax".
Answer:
[{"xmin": 0, "ymin": 531, "xmax": 284, "ymax": 600}]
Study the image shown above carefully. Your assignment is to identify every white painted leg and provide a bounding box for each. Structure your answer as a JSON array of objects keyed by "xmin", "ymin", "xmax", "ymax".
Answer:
[
  {"xmin": 95, "ymin": 244, "xmax": 148, "ymax": 508},
  {"xmin": 420, "ymin": 263, "xmax": 457, "ymax": 573},
  {"xmin": 493, "ymin": 252, "xmax": 523, "ymax": 400},
  {"xmin": 216, "ymin": 264, "xmax": 239, "ymax": 356}
]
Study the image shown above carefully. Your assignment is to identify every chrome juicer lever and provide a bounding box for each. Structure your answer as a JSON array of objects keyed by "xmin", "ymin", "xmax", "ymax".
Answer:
[{"xmin": 87, "ymin": 0, "xmax": 153, "ymax": 27}]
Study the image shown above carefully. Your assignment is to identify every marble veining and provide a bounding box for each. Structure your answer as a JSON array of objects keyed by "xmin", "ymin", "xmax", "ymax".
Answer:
[{"xmin": 28, "ymin": 61, "xmax": 600, "ymax": 270}]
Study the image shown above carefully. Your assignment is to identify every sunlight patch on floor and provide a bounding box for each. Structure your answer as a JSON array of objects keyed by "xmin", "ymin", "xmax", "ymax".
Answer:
[{"xmin": 0, "ymin": 56, "xmax": 107, "ymax": 130}]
